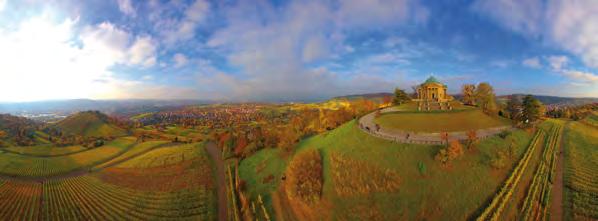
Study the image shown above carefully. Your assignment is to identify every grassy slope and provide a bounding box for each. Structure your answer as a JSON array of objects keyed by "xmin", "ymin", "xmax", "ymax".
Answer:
[
  {"xmin": 563, "ymin": 121, "xmax": 598, "ymax": 220},
  {"xmin": 56, "ymin": 111, "xmax": 127, "ymax": 137},
  {"xmin": 238, "ymin": 148, "xmax": 288, "ymax": 216},
  {"xmin": 374, "ymin": 109, "xmax": 511, "ymax": 132},
  {"xmin": 241, "ymin": 119, "xmax": 533, "ymax": 220}
]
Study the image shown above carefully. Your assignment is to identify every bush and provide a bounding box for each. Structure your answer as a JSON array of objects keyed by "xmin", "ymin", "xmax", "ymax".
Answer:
[
  {"xmin": 498, "ymin": 130, "xmax": 511, "ymax": 139},
  {"xmin": 490, "ymin": 150, "xmax": 508, "ymax": 169},
  {"xmin": 417, "ymin": 162, "xmax": 426, "ymax": 175},
  {"xmin": 285, "ymin": 149, "xmax": 323, "ymax": 205}
]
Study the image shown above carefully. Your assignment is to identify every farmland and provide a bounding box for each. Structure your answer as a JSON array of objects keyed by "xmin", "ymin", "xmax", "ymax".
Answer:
[
  {"xmin": 563, "ymin": 121, "xmax": 598, "ymax": 220},
  {"xmin": 0, "ymin": 139, "xmax": 217, "ymax": 220}
]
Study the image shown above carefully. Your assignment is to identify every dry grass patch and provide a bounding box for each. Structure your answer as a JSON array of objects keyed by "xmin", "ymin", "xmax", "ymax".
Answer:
[{"xmin": 329, "ymin": 152, "xmax": 400, "ymax": 196}]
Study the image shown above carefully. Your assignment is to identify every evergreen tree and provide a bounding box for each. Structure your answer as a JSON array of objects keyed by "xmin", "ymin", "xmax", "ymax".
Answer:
[
  {"xmin": 392, "ymin": 88, "xmax": 411, "ymax": 105},
  {"xmin": 506, "ymin": 95, "xmax": 522, "ymax": 122},
  {"xmin": 522, "ymin": 95, "xmax": 545, "ymax": 123}
]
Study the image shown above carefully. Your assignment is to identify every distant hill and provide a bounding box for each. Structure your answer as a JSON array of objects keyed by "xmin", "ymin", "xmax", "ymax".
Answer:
[
  {"xmin": 54, "ymin": 111, "xmax": 127, "ymax": 138},
  {"xmin": 331, "ymin": 92, "xmax": 393, "ymax": 103},
  {"xmin": 0, "ymin": 99, "xmax": 212, "ymax": 116},
  {"xmin": 497, "ymin": 94, "xmax": 598, "ymax": 106}
]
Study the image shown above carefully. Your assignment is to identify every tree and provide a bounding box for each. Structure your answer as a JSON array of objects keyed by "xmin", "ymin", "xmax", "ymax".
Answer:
[
  {"xmin": 462, "ymin": 84, "xmax": 476, "ymax": 105},
  {"xmin": 474, "ymin": 82, "xmax": 497, "ymax": 114},
  {"xmin": 447, "ymin": 140, "xmax": 464, "ymax": 160},
  {"xmin": 522, "ymin": 95, "xmax": 545, "ymax": 123},
  {"xmin": 392, "ymin": 88, "xmax": 411, "ymax": 105},
  {"xmin": 506, "ymin": 95, "xmax": 523, "ymax": 122}
]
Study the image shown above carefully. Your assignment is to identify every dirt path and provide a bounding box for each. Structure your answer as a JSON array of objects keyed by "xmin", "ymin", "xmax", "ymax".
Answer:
[
  {"xmin": 205, "ymin": 142, "xmax": 228, "ymax": 221},
  {"xmin": 550, "ymin": 122, "xmax": 568, "ymax": 221}
]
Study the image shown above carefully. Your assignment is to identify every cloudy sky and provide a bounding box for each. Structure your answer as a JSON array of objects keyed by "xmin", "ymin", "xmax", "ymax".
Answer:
[{"xmin": 0, "ymin": 0, "xmax": 596, "ymax": 102}]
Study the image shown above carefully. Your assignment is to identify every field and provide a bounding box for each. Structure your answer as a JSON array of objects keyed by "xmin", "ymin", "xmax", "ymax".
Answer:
[
  {"xmin": 0, "ymin": 142, "xmax": 217, "ymax": 220},
  {"xmin": 374, "ymin": 109, "xmax": 511, "ymax": 132},
  {"xmin": 239, "ymin": 119, "xmax": 534, "ymax": 220},
  {"xmin": 0, "ymin": 137, "xmax": 136, "ymax": 177},
  {"xmin": 563, "ymin": 121, "xmax": 598, "ymax": 220},
  {"xmin": 3, "ymin": 145, "xmax": 88, "ymax": 156}
]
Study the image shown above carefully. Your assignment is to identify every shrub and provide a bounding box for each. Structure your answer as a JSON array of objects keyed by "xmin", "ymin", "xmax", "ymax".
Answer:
[
  {"xmin": 285, "ymin": 149, "xmax": 323, "ymax": 205},
  {"xmin": 490, "ymin": 150, "xmax": 508, "ymax": 169},
  {"xmin": 417, "ymin": 162, "xmax": 426, "ymax": 175}
]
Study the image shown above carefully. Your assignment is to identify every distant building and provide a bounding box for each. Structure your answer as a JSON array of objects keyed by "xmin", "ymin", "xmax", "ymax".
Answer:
[{"xmin": 415, "ymin": 76, "xmax": 453, "ymax": 102}]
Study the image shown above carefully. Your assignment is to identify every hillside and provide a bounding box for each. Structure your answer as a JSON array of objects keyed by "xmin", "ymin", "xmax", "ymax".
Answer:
[
  {"xmin": 0, "ymin": 114, "xmax": 39, "ymax": 146},
  {"xmin": 54, "ymin": 111, "xmax": 127, "ymax": 138}
]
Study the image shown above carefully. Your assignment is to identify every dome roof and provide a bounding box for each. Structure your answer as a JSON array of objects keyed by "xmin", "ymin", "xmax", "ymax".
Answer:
[{"xmin": 424, "ymin": 76, "xmax": 440, "ymax": 84}]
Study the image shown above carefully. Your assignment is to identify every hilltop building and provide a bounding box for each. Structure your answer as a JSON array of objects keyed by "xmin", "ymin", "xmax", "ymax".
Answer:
[
  {"xmin": 414, "ymin": 76, "xmax": 454, "ymax": 111},
  {"xmin": 415, "ymin": 76, "xmax": 452, "ymax": 102}
]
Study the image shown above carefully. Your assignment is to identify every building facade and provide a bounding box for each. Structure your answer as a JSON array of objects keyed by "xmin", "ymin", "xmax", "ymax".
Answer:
[{"xmin": 415, "ymin": 76, "xmax": 451, "ymax": 102}]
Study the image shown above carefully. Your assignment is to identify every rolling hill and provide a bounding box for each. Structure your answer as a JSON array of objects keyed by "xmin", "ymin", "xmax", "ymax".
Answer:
[{"xmin": 54, "ymin": 111, "xmax": 128, "ymax": 138}]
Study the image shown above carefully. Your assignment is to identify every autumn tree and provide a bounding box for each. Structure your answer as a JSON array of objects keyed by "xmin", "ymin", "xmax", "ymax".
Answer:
[
  {"xmin": 461, "ymin": 84, "xmax": 476, "ymax": 105},
  {"xmin": 522, "ymin": 95, "xmax": 545, "ymax": 123},
  {"xmin": 286, "ymin": 149, "xmax": 323, "ymax": 205},
  {"xmin": 392, "ymin": 88, "xmax": 411, "ymax": 105},
  {"xmin": 474, "ymin": 82, "xmax": 497, "ymax": 114}
]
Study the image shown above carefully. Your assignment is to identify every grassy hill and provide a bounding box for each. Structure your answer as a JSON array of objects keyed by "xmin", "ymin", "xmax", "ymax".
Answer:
[
  {"xmin": 239, "ymin": 119, "xmax": 534, "ymax": 220},
  {"xmin": 54, "ymin": 111, "xmax": 127, "ymax": 137},
  {"xmin": 374, "ymin": 109, "xmax": 511, "ymax": 132}
]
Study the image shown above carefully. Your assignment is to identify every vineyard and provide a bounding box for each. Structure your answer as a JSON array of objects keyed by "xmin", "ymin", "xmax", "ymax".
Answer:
[
  {"xmin": 0, "ymin": 137, "xmax": 136, "ymax": 177},
  {"xmin": 563, "ymin": 122, "xmax": 598, "ymax": 220},
  {"xmin": 520, "ymin": 122, "xmax": 563, "ymax": 220},
  {"xmin": 0, "ymin": 141, "xmax": 217, "ymax": 220},
  {"xmin": 476, "ymin": 129, "xmax": 545, "ymax": 221}
]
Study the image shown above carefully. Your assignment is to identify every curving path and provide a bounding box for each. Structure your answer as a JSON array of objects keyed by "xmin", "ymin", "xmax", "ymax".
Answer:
[{"xmin": 358, "ymin": 107, "xmax": 513, "ymax": 145}]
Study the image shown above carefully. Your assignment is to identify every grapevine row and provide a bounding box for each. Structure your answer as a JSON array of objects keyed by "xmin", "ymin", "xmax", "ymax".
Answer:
[{"xmin": 476, "ymin": 129, "xmax": 545, "ymax": 221}]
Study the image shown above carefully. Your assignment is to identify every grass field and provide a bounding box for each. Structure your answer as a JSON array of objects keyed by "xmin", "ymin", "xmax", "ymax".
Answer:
[
  {"xmin": 239, "ymin": 119, "xmax": 533, "ymax": 220},
  {"xmin": 374, "ymin": 109, "xmax": 511, "ymax": 132},
  {"xmin": 563, "ymin": 121, "xmax": 598, "ymax": 220},
  {"xmin": 0, "ymin": 137, "xmax": 136, "ymax": 177}
]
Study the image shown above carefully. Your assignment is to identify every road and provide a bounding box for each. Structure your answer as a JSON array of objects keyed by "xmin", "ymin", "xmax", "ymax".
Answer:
[{"xmin": 205, "ymin": 142, "xmax": 228, "ymax": 221}]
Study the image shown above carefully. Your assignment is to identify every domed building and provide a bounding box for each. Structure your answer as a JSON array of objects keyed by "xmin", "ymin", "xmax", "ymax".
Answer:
[{"xmin": 415, "ymin": 76, "xmax": 452, "ymax": 102}]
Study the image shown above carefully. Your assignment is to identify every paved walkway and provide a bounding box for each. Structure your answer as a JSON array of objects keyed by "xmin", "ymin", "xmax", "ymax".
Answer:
[{"xmin": 358, "ymin": 107, "xmax": 513, "ymax": 145}]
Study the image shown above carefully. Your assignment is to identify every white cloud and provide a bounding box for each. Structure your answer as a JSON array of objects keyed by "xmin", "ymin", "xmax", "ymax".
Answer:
[
  {"xmin": 173, "ymin": 53, "xmax": 188, "ymax": 68},
  {"xmin": 160, "ymin": 0, "xmax": 210, "ymax": 44},
  {"xmin": 117, "ymin": 0, "xmax": 136, "ymax": 17},
  {"xmin": 522, "ymin": 57, "xmax": 542, "ymax": 68},
  {"xmin": 546, "ymin": 55, "xmax": 568, "ymax": 70},
  {"xmin": 0, "ymin": 15, "xmax": 161, "ymax": 102},
  {"xmin": 127, "ymin": 36, "xmax": 157, "ymax": 67},
  {"xmin": 0, "ymin": 0, "xmax": 6, "ymax": 12},
  {"xmin": 471, "ymin": 0, "xmax": 544, "ymax": 36},
  {"xmin": 205, "ymin": 0, "xmax": 428, "ymax": 100},
  {"xmin": 562, "ymin": 70, "xmax": 598, "ymax": 84},
  {"xmin": 472, "ymin": 0, "xmax": 598, "ymax": 69}
]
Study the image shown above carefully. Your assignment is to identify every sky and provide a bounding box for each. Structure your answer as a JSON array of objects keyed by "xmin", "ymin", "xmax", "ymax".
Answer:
[{"xmin": 0, "ymin": 0, "xmax": 596, "ymax": 102}]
